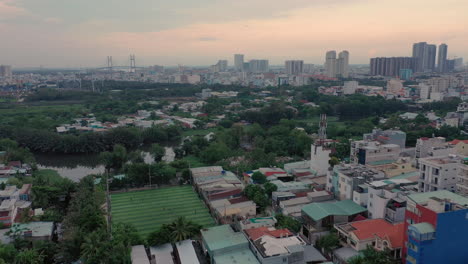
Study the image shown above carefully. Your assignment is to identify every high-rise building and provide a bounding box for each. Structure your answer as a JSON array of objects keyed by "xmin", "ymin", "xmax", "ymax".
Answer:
[
  {"xmin": 324, "ymin": 51, "xmax": 337, "ymax": 78},
  {"xmin": 0, "ymin": 65, "xmax": 12, "ymax": 78},
  {"xmin": 248, "ymin": 60, "xmax": 269, "ymax": 73},
  {"xmin": 370, "ymin": 57, "xmax": 416, "ymax": 76},
  {"xmin": 412, "ymin": 42, "xmax": 437, "ymax": 72},
  {"xmin": 399, "ymin": 69, "xmax": 413, "ymax": 80},
  {"xmin": 234, "ymin": 54, "xmax": 244, "ymax": 71},
  {"xmin": 324, "ymin": 50, "xmax": 349, "ymax": 78},
  {"xmin": 437, "ymin": 44, "xmax": 448, "ymax": 73},
  {"xmin": 284, "ymin": 60, "xmax": 304, "ymax": 75},
  {"xmin": 211, "ymin": 60, "xmax": 228, "ymax": 72},
  {"xmin": 337, "ymin": 50, "xmax": 349, "ymax": 78}
]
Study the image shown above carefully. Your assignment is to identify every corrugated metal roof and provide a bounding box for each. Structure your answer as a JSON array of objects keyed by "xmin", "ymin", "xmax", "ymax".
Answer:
[{"xmin": 302, "ymin": 200, "xmax": 366, "ymax": 221}]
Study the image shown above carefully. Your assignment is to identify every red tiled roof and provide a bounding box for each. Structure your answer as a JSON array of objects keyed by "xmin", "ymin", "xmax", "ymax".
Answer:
[
  {"xmin": 228, "ymin": 196, "xmax": 249, "ymax": 204},
  {"xmin": 244, "ymin": 227, "xmax": 293, "ymax": 241},
  {"xmin": 448, "ymin": 139, "xmax": 468, "ymax": 145},
  {"xmin": 350, "ymin": 219, "xmax": 405, "ymax": 248}
]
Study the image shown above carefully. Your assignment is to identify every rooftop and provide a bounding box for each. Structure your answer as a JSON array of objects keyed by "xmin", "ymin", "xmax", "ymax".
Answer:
[
  {"xmin": 408, "ymin": 190, "xmax": 468, "ymax": 206},
  {"xmin": 201, "ymin": 225, "xmax": 248, "ymax": 252},
  {"xmin": 11, "ymin": 221, "xmax": 54, "ymax": 238},
  {"xmin": 150, "ymin": 243, "xmax": 174, "ymax": 264},
  {"xmin": 175, "ymin": 240, "xmax": 199, "ymax": 264},
  {"xmin": 337, "ymin": 219, "xmax": 405, "ymax": 248},
  {"xmin": 410, "ymin": 222, "xmax": 435, "ymax": 234},
  {"xmin": 213, "ymin": 248, "xmax": 260, "ymax": 264},
  {"xmin": 302, "ymin": 200, "xmax": 367, "ymax": 221}
]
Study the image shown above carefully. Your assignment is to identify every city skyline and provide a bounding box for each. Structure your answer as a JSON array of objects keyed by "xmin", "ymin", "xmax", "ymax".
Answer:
[{"xmin": 0, "ymin": 0, "xmax": 467, "ymax": 67}]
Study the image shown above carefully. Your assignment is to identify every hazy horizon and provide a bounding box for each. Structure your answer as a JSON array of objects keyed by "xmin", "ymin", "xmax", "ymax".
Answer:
[{"xmin": 1, "ymin": 0, "xmax": 467, "ymax": 68}]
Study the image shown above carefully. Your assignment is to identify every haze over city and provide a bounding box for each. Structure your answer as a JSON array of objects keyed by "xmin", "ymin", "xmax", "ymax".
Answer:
[{"xmin": 1, "ymin": 0, "xmax": 467, "ymax": 67}]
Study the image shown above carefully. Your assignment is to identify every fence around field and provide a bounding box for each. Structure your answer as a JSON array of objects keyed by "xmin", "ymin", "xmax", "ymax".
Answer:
[{"xmin": 111, "ymin": 186, "xmax": 216, "ymax": 236}]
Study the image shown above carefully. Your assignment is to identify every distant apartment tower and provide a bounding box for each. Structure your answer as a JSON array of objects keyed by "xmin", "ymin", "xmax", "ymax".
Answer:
[
  {"xmin": 249, "ymin": 59, "xmax": 269, "ymax": 73},
  {"xmin": 370, "ymin": 57, "xmax": 416, "ymax": 76},
  {"xmin": 412, "ymin": 42, "xmax": 437, "ymax": 72},
  {"xmin": 284, "ymin": 60, "xmax": 304, "ymax": 75},
  {"xmin": 0, "ymin": 65, "xmax": 12, "ymax": 78},
  {"xmin": 399, "ymin": 69, "xmax": 413, "ymax": 80},
  {"xmin": 324, "ymin": 50, "xmax": 349, "ymax": 78},
  {"xmin": 324, "ymin": 51, "xmax": 337, "ymax": 78},
  {"xmin": 437, "ymin": 44, "xmax": 448, "ymax": 73},
  {"xmin": 211, "ymin": 60, "xmax": 228, "ymax": 72},
  {"xmin": 234, "ymin": 54, "xmax": 244, "ymax": 71}
]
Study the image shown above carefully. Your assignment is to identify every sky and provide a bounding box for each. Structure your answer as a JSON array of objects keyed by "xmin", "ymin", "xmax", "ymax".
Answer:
[{"xmin": 0, "ymin": 0, "xmax": 467, "ymax": 68}]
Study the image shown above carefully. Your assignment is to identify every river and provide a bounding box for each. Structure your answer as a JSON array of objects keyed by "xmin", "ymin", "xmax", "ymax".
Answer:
[{"xmin": 35, "ymin": 147, "xmax": 176, "ymax": 182}]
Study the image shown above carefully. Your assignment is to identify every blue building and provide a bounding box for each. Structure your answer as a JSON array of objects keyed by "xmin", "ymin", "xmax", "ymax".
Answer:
[
  {"xmin": 399, "ymin": 69, "xmax": 413, "ymax": 80},
  {"xmin": 404, "ymin": 191, "xmax": 468, "ymax": 264}
]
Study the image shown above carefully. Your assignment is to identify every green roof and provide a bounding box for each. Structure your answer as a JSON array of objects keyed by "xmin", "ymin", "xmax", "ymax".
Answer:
[
  {"xmin": 302, "ymin": 200, "xmax": 367, "ymax": 221},
  {"xmin": 201, "ymin": 225, "xmax": 248, "ymax": 252},
  {"xmin": 368, "ymin": 160, "xmax": 395, "ymax": 165},
  {"xmin": 11, "ymin": 222, "xmax": 54, "ymax": 237},
  {"xmin": 408, "ymin": 190, "xmax": 468, "ymax": 206},
  {"xmin": 411, "ymin": 223, "xmax": 435, "ymax": 234},
  {"xmin": 248, "ymin": 217, "xmax": 275, "ymax": 224},
  {"xmin": 213, "ymin": 248, "xmax": 260, "ymax": 264}
]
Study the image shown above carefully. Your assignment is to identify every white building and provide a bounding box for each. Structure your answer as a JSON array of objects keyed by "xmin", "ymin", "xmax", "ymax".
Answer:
[
  {"xmin": 419, "ymin": 155, "xmax": 461, "ymax": 193},
  {"xmin": 350, "ymin": 140, "xmax": 401, "ymax": 165},
  {"xmin": 343, "ymin": 81, "xmax": 358, "ymax": 95},
  {"xmin": 310, "ymin": 144, "xmax": 331, "ymax": 176}
]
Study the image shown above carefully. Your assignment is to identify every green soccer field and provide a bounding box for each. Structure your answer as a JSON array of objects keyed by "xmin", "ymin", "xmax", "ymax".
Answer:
[{"xmin": 111, "ymin": 185, "xmax": 216, "ymax": 236}]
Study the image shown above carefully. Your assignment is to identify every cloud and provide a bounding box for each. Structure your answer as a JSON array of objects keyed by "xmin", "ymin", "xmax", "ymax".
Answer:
[
  {"xmin": 44, "ymin": 17, "xmax": 62, "ymax": 24},
  {"xmin": 198, "ymin": 37, "xmax": 218, "ymax": 42},
  {"xmin": 0, "ymin": 0, "xmax": 29, "ymax": 20}
]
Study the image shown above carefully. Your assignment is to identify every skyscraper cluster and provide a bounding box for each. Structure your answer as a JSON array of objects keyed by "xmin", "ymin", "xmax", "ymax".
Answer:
[
  {"xmin": 370, "ymin": 57, "xmax": 416, "ymax": 76},
  {"xmin": 0, "ymin": 65, "xmax": 12, "ymax": 78},
  {"xmin": 284, "ymin": 60, "xmax": 304, "ymax": 75},
  {"xmin": 232, "ymin": 54, "xmax": 269, "ymax": 73},
  {"xmin": 370, "ymin": 42, "xmax": 454, "ymax": 76},
  {"xmin": 324, "ymin": 50, "xmax": 349, "ymax": 78},
  {"xmin": 234, "ymin": 54, "xmax": 244, "ymax": 71}
]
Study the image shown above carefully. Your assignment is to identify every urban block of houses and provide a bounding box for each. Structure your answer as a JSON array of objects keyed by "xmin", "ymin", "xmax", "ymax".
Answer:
[
  {"xmin": 0, "ymin": 184, "xmax": 32, "ymax": 201},
  {"xmin": 352, "ymin": 179, "xmax": 417, "ymax": 221},
  {"xmin": 9, "ymin": 221, "xmax": 54, "ymax": 241},
  {"xmin": 350, "ymin": 140, "xmax": 401, "ymax": 165},
  {"xmin": 0, "ymin": 161, "xmax": 31, "ymax": 177},
  {"xmin": 363, "ymin": 128, "xmax": 407, "ymax": 148},
  {"xmin": 0, "ymin": 198, "xmax": 32, "ymax": 226},
  {"xmin": 201, "ymin": 225, "xmax": 259, "ymax": 264},
  {"xmin": 335, "ymin": 219, "xmax": 405, "ymax": 260},
  {"xmin": 270, "ymin": 180, "xmax": 310, "ymax": 193},
  {"xmin": 327, "ymin": 164, "xmax": 385, "ymax": 201},
  {"xmin": 210, "ymin": 198, "xmax": 256, "ymax": 225},
  {"xmin": 301, "ymin": 200, "xmax": 367, "ymax": 243},
  {"xmin": 404, "ymin": 191, "xmax": 468, "ymax": 264},
  {"xmin": 278, "ymin": 190, "xmax": 333, "ymax": 218},
  {"xmin": 243, "ymin": 168, "xmax": 289, "ymax": 183},
  {"xmin": 244, "ymin": 226, "xmax": 326, "ymax": 264}
]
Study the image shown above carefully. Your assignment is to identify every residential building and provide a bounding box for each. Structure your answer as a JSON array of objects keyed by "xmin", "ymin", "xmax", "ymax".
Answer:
[
  {"xmin": 370, "ymin": 57, "xmax": 416, "ymax": 76},
  {"xmin": 456, "ymin": 159, "xmax": 468, "ymax": 196},
  {"xmin": 386, "ymin": 78, "xmax": 403, "ymax": 94},
  {"xmin": 270, "ymin": 180, "xmax": 310, "ymax": 193},
  {"xmin": 335, "ymin": 219, "xmax": 405, "ymax": 260},
  {"xmin": 201, "ymin": 225, "xmax": 259, "ymax": 264},
  {"xmin": 244, "ymin": 226, "xmax": 326, "ymax": 264},
  {"xmin": 285, "ymin": 60, "xmax": 304, "ymax": 75},
  {"xmin": 0, "ymin": 199, "xmax": 31, "ymax": 226},
  {"xmin": 10, "ymin": 222, "xmax": 54, "ymax": 241},
  {"xmin": 412, "ymin": 42, "xmax": 437, "ymax": 72},
  {"xmin": 325, "ymin": 50, "xmax": 349, "ymax": 78},
  {"xmin": 301, "ymin": 200, "xmax": 367, "ymax": 243},
  {"xmin": 357, "ymin": 179, "xmax": 416, "ymax": 220},
  {"xmin": 399, "ymin": 69, "xmax": 413, "ymax": 80},
  {"xmin": 328, "ymin": 164, "xmax": 385, "ymax": 201},
  {"xmin": 415, "ymin": 137, "xmax": 447, "ymax": 165},
  {"xmin": 238, "ymin": 217, "xmax": 277, "ymax": 230},
  {"xmin": 249, "ymin": 60, "xmax": 269, "ymax": 73},
  {"xmin": 437, "ymin": 43, "xmax": 448, "ymax": 72},
  {"xmin": 234, "ymin": 54, "xmax": 245, "ymax": 71},
  {"xmin": 279, "ymin": 190, "xmax": 333, "ymax": 218},
  {"xmin": 350, "ymin": 140, "xmax": 401, "ymax": 165},
  {"xmin": 150, "ymin": 243, "xmax": 175, "ymax": 264},
  {"xmin": 131, "ymin": 245, "xmax": 150, "ymax": 264},
  {"xmin": 211, "ymin": 199, "xmax": 256, "ymax": 224},
  {"xmin": 343, "ymin": 81, "xmax": 358, "ymax": 95},
  {"xmin": 418, "ymin": 155, "xmax": 460, "ymax": 193},
  {"xmin": 363, "ymin": 128, "xmax": 406, "ymax": 148},
  {"xmin": 310, "ymin": 144, "xmax": 332, "ymax": 176},
  {"xmin": 175, "ymin": 240, "xmax": 200, "ymax": 264},
  {"xmin": 404, "ymin": 191, "xmax": 468, "ymax": 264},
  {"xmin": 0, "ymin": 65, "xmax": 12, "ymax": 78}
]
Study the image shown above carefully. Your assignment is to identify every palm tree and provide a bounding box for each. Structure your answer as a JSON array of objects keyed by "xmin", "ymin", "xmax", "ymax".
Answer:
[
  {"xmin": 81, "ymin": 230, "xmax": 111, "ymax": 264},
  {"xmin": 168, "ymin": 217, "xmax": 201, "ymax": 243},
  {"xmin": 14, "ymin": 249, "xmax": 44, "ymax": 264}
]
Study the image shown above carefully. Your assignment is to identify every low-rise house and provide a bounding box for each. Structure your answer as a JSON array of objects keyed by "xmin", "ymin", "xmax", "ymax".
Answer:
[
  {"xmin": 279, "ymin": 191, "xmax": 334, "ymax": 218},
  {"xmin": 201, "ymin": 225, "xmax": 259, "ymax": 264},
  {"xmin": 238, "ymin": 217, "xmax": 277, "ymax": 231},
  {"xmin": 150, "ymin": 243, "xmax": 175, "ymax": 264},
  {"xmin": 244, "ymin": 226, "xmax": 325, "ymax": 264},
  {"xmin": 211, "ymin": 200, "xmax": 256, "ymax": 224},
  {"xmin": 0, "ymin": 199, "xmax": 32, "ymax": 226},
  {"xmin": 270, "ymin": 180, "xmax": 310, "ymax": 193},
  {"xmin": 174, "ymin": 240, "xmax": 200, "ymax": 264},
  {"xmin": 301, "ymin": 200, "xmax": 367, "ymax": 243},
  {"xmin": 131, "ymin": 245, "xmax": 150, "ymax": 264},
  {"xmin": 10, "ymin": 221, "xmax": 54, "ymax": 241},
  {"xmin": 350, "ymin": 140, "xmax": 401, "ymax": 166},
  {"xmin": 335, "ymin": 219, "xmax": 405, "ymax": 260}
]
